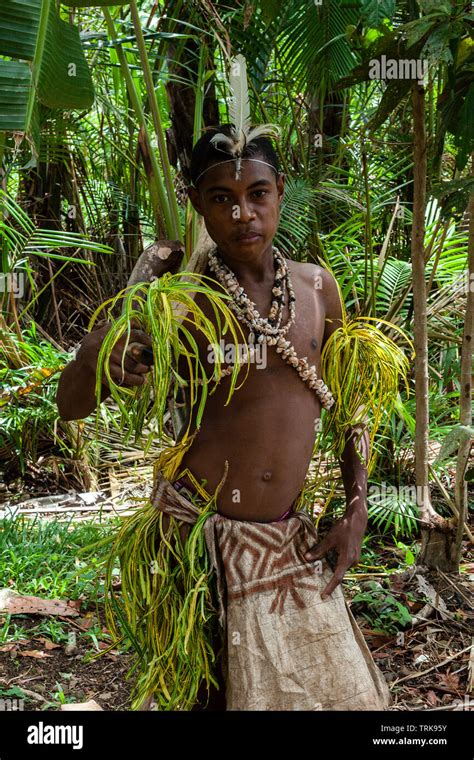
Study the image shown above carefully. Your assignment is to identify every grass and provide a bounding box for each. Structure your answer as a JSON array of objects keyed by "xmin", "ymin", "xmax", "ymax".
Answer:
[{"xmin": 0, "ymin": 514, "xmax": 121, "ymax": 650}]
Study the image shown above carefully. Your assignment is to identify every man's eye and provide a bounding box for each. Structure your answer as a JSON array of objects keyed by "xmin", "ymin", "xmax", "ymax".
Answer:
[
  {"xmin": 253, "ymin": 190, "xmax": 267, "ymax": 198},
  {"xmin": 213, "ymin": 195, "xmax": 228, "ymax": 203}
]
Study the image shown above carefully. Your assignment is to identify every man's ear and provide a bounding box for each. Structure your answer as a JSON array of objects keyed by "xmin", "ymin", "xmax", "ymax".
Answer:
[
  {"xmin": 277, "ymin": 173, "xmax": 285, "ymax": 204},
  {"xmin": 187, "ymin": 186, "xmax": 203, "ymax": 215}
]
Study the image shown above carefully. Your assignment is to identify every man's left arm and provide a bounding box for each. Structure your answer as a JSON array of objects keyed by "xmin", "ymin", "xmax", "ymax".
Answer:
[{"xmin": 304, "ymin": 267, "xmax": 369, "ymax": 600}]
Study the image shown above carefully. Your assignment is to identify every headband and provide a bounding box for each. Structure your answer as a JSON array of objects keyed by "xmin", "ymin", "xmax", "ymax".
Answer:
[{"xmin": 191, "ymin": 157, "xmax": 279, "ymax": 189}]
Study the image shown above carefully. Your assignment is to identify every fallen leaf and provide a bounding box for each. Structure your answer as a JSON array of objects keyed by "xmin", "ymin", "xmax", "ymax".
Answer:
[
  {"xmin": 0, "ymin": 589, "xmax": 79, "ymax": 618},
  {"xmin": 19, "ymin": 650, "xmax": 52, "ymax": 659},
  {"xmin": 427, "ymin": 690, "xmax": 439, "ymax": 705},
  {"xmin": 75, "ymin": 614, "xmax": 95, "ymax": 630},
  {"xmin": 60, "ymin": 699, "xmax": 103, "ymax": 711},
  {"xmin": 436, "ymin": 672, "xmax": 460, "ymax": 691},
  {"xmin": 35, "ymin": 637, "xmax": 60, "ymax": 650},
  {"xmin": 2, "ymin": 638, "xmax": 30, "ymax": 647},
  {"xmin": 0, "ymin": 643, "xmax": 18, "ymax": 653}
]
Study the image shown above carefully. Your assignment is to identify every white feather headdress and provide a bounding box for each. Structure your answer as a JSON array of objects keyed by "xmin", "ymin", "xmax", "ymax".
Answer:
[{"xmin": 210, "ymin": 54, "xmax": 281, "ymax": 179}]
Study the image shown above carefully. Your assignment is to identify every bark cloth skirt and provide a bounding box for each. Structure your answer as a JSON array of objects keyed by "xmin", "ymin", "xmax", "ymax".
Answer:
[{"xmin": 136, "ymin": 468, "xmax": 393, "ymax": 712}]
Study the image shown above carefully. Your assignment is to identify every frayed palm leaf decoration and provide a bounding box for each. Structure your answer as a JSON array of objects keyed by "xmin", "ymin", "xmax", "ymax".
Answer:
[
  {"xmin": 88, "ymin": 271, "xmax": 249, "ymax": 454},
  {"xmin": 99, "ymin": 480, "xmax": 223, "ymax": 711},
  {"xmin": 86, "ymin": 272, "xmax": 249, "ymax": 710},
  {"xmin": 84, "ymin": 467, "xmax": 225, "ymax": 711},
  {"xmin": 320, "ymin": 311, "xmax": 413, "ymax": 473}
]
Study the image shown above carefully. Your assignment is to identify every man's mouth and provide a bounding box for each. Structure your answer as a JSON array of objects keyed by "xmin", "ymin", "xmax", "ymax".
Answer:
[{"xmin": 235, "ymin": 232, "xmax": 261, "ymax": 242}]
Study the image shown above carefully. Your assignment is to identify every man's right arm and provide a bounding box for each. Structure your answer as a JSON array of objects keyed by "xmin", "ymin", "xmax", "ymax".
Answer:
[
  {"xmin": 57, "ymin": 238, "xmax": 184, "ymax": 421},
  {"xmin": 56, "ymin": 321, "xmax": 153, "ymax": 421},
  {"xmin": 56, "ymin": 358, "xmax": 111, "ymax": 421}
]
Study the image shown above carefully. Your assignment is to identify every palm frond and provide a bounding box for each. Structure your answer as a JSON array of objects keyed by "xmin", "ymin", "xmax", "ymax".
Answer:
[
  {"xmin": 321, "ymin": 311, "xmax": 413, "ymax": 472},
  {"xmin": 90, "ymin": 271, "xmax": 249, "ymax": 454}
]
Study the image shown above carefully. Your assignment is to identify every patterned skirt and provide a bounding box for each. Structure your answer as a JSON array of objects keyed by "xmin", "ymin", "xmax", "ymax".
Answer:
[{"xmin": 148, "ymin": 471, "xmax": 392, "ymax": 711}]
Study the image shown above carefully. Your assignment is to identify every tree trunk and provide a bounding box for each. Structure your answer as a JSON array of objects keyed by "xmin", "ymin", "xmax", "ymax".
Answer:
[
  {"xmin": 454, "ymin": 153, "xmax": 474, "ymax": 565},
  {"xmin": 165, "ymin": 37, "xmax": 219, "ymax": 186},
  {"xmin": 411, "ymin": 82, "xmax": 457, "ymax": 570}
]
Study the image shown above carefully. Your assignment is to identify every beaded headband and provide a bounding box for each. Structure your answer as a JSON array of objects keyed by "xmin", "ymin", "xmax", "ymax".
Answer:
[{"xmin": 191, "ymin": 157, "xmax": 279, "ymax": 189}]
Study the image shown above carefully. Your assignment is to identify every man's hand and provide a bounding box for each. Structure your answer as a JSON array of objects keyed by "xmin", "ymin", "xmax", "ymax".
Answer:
[
  {"xmin": 304, "ymin": 509, "xmax": 367, "ymax": 600},
  {"xmin": 76, "ymin": 318, "xmax": 153, "ymax": 390}
]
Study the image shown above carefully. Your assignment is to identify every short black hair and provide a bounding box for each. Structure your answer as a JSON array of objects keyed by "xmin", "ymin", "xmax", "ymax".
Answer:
[{"xmin": 189, "ymin": 123, "xmax": 280, "ymax": 189}]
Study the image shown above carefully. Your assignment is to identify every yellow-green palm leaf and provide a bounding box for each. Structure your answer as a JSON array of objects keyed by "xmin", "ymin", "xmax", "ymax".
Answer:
[
  {"xmin": 90, "ymin": 271, "xmax": 249, "ymax": 454},
  {"xmin": 321, "ymin": 313, "xmax": 413, "ymax": 472}
]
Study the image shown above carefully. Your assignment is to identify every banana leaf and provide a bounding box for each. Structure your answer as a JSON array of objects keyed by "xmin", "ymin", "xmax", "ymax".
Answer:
[{"xmin": 0, "ymin": 0, "xmax": 94, "ymax": 133}]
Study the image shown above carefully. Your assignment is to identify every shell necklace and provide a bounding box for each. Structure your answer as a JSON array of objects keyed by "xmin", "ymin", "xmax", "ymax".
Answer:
[{"xmin": 207, "ymin": 245, "xmax": 335, "ymax": 410}]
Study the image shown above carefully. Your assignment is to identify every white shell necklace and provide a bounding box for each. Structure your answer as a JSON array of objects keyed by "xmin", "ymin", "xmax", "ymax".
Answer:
[{"xmin": 206, "ymin": 245, "xmax": 335, "ymax": 410}]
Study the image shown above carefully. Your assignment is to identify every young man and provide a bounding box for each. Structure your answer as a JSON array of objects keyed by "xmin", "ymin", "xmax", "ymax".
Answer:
[{"xmin": 56, "ymin": 125, "xmax": 392, "ymax": 712}]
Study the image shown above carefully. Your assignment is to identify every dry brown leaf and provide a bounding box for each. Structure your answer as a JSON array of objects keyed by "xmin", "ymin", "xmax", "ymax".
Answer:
[
  {"xmin": 436, "ymin": 672, "xmax": 460, "ymax": 691},
  {"xmin": 0, "ymin": 643, "xmax": 18, "ymax": 653},
  {"xmin": 75, "ymin": 614, "xmax": 95, "ymax": 630},
  {"xmin": 19, "ymin": 650, "xmax": 52, "ymax": 659},
  {"xmin": 426, "ymin": 690, "xmax": 439, "ymax": 705},
  {"xmin": 60, "ymin": 699, "xmax": 103, "ymax": 711},
  {"xmin": 0, "ymin": 589, "xmax": 79, "ymax": 618},
  {"xmin": 35, "ymin": 637, "xmax": 61, "ymax": 650}
]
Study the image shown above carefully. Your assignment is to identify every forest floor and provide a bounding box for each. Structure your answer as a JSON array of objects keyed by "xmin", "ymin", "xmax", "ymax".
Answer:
[
  {"xmin": 0, "ymin": 464, "xmax": 472, "ymax": 713},
  {"xmin": 0, "ymin": 566, "xmax": 472, "ymax": 712}
]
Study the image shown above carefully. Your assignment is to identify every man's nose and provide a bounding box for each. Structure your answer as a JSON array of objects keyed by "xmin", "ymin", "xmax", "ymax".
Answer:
[{"xmin": 235, "ymin": 198, "xmax": 256, "ymax": 222}]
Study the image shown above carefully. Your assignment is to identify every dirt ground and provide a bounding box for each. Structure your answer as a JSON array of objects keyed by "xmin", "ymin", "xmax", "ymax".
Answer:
[
  {"xmin": 0, "ymin": 563, "xmax": 471, "ymax": 712},
  {"xmin": 0, "ymin": 607, "xmax": 134, "ymax": 710}
]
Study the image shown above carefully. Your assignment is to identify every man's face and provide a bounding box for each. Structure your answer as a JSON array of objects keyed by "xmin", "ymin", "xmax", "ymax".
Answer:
[{"xmin": 188, "ymin": 158, "xmax": 285, "ymax": 261}]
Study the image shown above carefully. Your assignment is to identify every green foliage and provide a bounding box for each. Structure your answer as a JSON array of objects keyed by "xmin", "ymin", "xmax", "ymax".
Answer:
[
  {"xmin": 394, "ymin": 539, "xmax": 416, "ymax": 566},
  {"xmin": 278, "ymin": 0, "xmax": 360, "ymax": 96},
  {"xmin": 367, "ymin": 484, "xmax": 420, "ymax": 538},
  {"xmin": 275, "ymin": 175, "xmax": 318, "ymax": 256},
  {"xmin": 360, "ymin": 0, "xmax": 396, "ymax": 28},
  {"xmin": 0, "ymin": 323, "xmax": 70, "ymax": 474},
  {"xmin": 0, "ymin": 512, "xmax": 115, "ymax": 601},
  {"xmin": 0, "ymin": 0, "xmax": 94, "ymax": 133},
  {"xmin": 351, "ymin": 581, "xmax": 413, "ymax": 634},
  {"xmin": 0, "ymin": 188, "xmax": 113, "ymax": 308}
]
